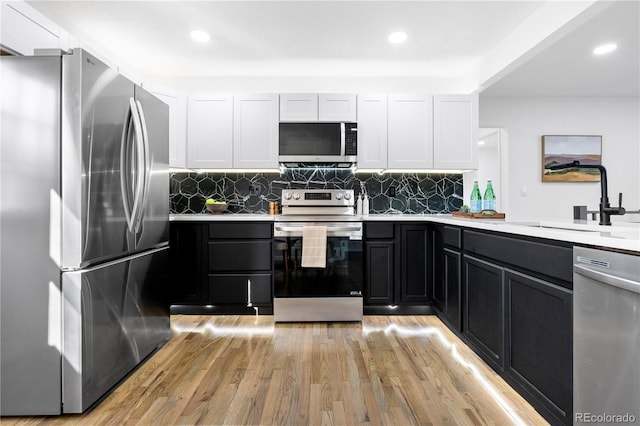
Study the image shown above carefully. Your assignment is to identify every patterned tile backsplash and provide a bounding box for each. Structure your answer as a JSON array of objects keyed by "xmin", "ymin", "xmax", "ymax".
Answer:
[{"xmin": 170, "ymin": 169, "xmax": 463, "ymax": 215}]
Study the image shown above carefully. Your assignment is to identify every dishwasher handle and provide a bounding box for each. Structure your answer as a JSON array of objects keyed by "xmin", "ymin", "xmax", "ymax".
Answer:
[{"xmin": 574, "ymin": 264, "xmax": 640, "ymax": 295}]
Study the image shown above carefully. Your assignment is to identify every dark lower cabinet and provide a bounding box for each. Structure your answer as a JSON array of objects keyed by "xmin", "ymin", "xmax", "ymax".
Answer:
[
  {"xmin": 432, "ymin": 225, "xmax": 462, "ymax": 331},
  {"xmin": 443, "ymin": 248, "xmax": 461, "ymax": 330},
  {"xmin": 209, "ymin": 273, "xmax": 272, "ymax": 306},
  {"xmin": 170, "ymin": 222, "xmax": 206, "ymax": 304},
  {"xmin": 363, "ymin": 222, "xmax": 431, "ymax": 313},
  {"xmin": 364, "ymin": 240, "xmax": 394, "ymax": 305},
  {"xmin": 170, "ymin": 221, "xmax": 273, "ymax": 313},
  {"xmin": 505, "ymin": 269, "xmax": 572, "ymax": 425},
  {"xmin": 463, "ymin": 254, "xmax": 505, "ymax": 372},
  {"xmin": 397, "ymin": 224, "xmax": 430, "ymax": 303},
  {"xmin": 459, "ymin": 228, "xmax": 574, "ymax": 426}
]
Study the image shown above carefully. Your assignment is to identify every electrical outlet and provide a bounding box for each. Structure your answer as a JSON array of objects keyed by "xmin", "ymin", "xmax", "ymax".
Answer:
[
  {"xmin": 249, "ymin": 184, "xmax": 261, "ymax": 196},
  {"xmin": 389, "ymin": 186, "xmax": 396, "ymax": 197}
]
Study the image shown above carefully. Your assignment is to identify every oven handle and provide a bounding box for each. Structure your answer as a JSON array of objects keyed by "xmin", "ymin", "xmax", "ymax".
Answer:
[{"xmin": 274, "ymin": 225, "xmax": 362, "ymax": 233}]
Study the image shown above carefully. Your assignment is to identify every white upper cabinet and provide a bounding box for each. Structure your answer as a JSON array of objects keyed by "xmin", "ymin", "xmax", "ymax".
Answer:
[
  {"xmin": 279, "ymin": 93, "xmax": 356, "ymax": 122},
  {"xmin": 233, "ymin": 94, "xmax": 279, "ymax": 169},
  {"xmin": 1, "ymin": 2, "xmax": 70, "ymax": 54},
  {"xmin": 387, "ymin": 94, "xmax": 434, "ymax": 169},
  {"xmin": 187, "ymin": 94, "xmax": 234, "ymax": 169},
  {"xmin": 433, "ymin": 94, "xmax": 478, "ymax": 169},
  {"xmin": 318, "ymin": 94, "xmax": 357, "ymax": 122},
  {"xmin": 279, "ymin": 94, "xmax": 318, "ymax": 122},
  {"xmin": 151, "ymin": 88, "xmax": 187, "ymax": 168},
  {"xmin": 356, "ymin": 94, "xmax": 388, "ymax": 170}
]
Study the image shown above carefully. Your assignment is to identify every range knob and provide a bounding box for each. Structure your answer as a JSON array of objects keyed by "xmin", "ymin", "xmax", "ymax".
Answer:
[
  {"xmin": 293, "ymin": 193, "xmax": 301, "ymax": 200},
  {"xmin": 343, "ymin": 192, "xmax": 351, "ymax": 200},
  {"xmin": 335, "ymin": 193, "xmax": 343, "ymax": 200},
  {"xmin": 283, "ymin": 193, "xmax": 292, "ymax": 200}
]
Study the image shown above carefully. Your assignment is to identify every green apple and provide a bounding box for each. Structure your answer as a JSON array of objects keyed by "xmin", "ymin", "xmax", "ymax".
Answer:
[{"xmin": 205, "ymin": 199, "xmax": 216, "ymax": 205}]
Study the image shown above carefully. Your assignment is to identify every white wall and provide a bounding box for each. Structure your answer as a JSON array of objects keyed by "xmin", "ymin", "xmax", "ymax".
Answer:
[
  {"xmin": 464, "ymin": 130, "xmax": 503, "ymax": 211},
  {"xmin": 480, "ymin": 96, "xmax": 640, "ymax": 222}
]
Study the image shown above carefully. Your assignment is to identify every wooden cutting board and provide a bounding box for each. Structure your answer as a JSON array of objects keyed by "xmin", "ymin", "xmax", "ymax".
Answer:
[{"xmin": 452, "ymin": 210, "xmax": 506, "ymax": 219}]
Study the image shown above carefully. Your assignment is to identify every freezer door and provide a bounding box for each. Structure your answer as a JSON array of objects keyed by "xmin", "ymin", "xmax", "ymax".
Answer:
[
  {"xmin": 0, "ymin": 55, "xmax": 63, "ymax": 416},
  {"xmin": 62, "ymin": 246, "xmax": 171, "ymax": 413}
]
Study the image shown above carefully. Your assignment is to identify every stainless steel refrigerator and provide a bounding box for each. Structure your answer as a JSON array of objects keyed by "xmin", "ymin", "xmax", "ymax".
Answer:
[{"xmin": 1, "ymin": 49, "xmax": 172, "ymax": 415}]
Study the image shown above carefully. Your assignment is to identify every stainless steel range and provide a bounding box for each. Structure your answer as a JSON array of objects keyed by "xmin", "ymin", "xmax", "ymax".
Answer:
[{"xmin": 273, "ymin": 189, "xmax": 363, "ymax": 322}]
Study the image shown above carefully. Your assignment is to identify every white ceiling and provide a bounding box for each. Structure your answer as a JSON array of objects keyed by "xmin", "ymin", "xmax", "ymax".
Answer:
[
  {"xmin": 24, "ymin": 0, "xmax": 639, "ymax": 96},
  {"xmin": 481, "ymin": 0, "xmax": 640, "ymax": 96}
]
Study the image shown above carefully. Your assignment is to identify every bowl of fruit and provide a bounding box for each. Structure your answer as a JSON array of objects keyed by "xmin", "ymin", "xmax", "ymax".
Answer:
[{"xmin": 205, "ymin": 199, "xmax": 229, "ymax": 214}]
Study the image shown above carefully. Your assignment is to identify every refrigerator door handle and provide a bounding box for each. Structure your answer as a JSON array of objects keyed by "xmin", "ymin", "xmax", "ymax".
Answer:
[
  {"xmin": 120, "ymin": 100, "xmax": 135, "ymax": 232},
  {"xmin": 133, "ymin": 99, "xmax": 151, "ymax": 234},
  {"xmin": 128, "ymin": 98, "xmax": 146, "ymax": 235}
]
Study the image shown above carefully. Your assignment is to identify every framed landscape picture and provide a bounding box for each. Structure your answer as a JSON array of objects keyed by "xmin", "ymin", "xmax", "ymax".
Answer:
[{"xmin": 542, "ymin": 135, "xmax": 602, "ymax": 182}]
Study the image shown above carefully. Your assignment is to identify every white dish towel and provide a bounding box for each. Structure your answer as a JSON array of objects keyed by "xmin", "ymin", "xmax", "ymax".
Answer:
[{"xmin": 301, "ymin": 225, "xmax": 327, "ymax": 268}]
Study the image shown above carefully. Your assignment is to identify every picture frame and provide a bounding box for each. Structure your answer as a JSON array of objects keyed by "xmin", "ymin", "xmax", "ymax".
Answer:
[{"xmin": 542, "ymin": 135, "xmax": 602, "ymax": 182}]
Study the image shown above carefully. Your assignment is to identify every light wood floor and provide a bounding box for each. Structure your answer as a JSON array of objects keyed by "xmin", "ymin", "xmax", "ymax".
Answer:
[{"xmin": 3, "ymin": 315, "xmax": 548, "ymax": 425}]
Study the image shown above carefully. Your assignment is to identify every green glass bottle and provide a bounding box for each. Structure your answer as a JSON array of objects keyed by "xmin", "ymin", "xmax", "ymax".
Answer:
[
  {"xmin": 483, "ymin": 180, "xmax": 496, "ymax": 210},
  {"xmin": 470, "ymin": 180, "xmax": 482, "ymax": 213}
]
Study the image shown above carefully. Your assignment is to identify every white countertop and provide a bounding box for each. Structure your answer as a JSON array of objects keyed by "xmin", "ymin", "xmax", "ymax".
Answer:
[{"xmin": 170, "ymin": 213, "xmax": 640, "ymax": 253}]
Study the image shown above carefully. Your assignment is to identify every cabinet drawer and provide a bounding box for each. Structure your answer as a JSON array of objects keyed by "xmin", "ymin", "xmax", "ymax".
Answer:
[
  {"xmin": 364, "ymin": 222, "xmax": 394, "ymax": 239},
  {"xmin": 443, "ymin": 226, "xmax": 461, "ymax": 249},
  {"xmin": 208, "ymin": 222, "xmax": 272, "ymax": 239},
  {"xmin": 464, "ymin": 230, "xmax": 572, "ymax": 283},
  {"xmin": 208, "ymin": 273, "xmax": 272, "ymax": 305},
  {"xmin": 209, "ymin": 241, "xmax": 272, "ymax": 271}
]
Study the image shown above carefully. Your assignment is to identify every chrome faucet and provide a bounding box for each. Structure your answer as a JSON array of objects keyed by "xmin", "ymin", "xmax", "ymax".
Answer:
[{"xmin": 547, "ymin": 161, "xmax": 626, "ymax": 225}]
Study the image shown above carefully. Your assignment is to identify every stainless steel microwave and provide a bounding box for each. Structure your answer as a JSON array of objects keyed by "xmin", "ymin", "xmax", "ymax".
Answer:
[{"xmin": 278, "ymin": 122, "xmax": 357, "ymax": 167}]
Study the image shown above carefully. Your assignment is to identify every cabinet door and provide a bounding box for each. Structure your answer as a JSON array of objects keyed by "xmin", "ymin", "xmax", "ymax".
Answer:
[
  {"xmin": 234, "ymin": 94, "xmax": 279, "ymax": 169},
  {"xmin": 357, "ymin": 94, "xmax": 387, "ymax": 169},
  {"xmin": 208, "ymin": 273, "xmax": 272, "ymax": 306},
  {"xmin": 152, "ymin": 88, "xmax": 187, "ymax": 168},
  {"xmin": 318, "ymin": 94, "xmax": 357, "ymax": 122},
  {"xmin": 364, "ymin": 241, "xmax": 394, "ymax": 305},
  {"xmin": 387, "ymin": 94, "xmax": 434, "ymax": 169},
  {"xmin": 279, "ymin": 93, "xmax": 318, "ymax": 122},
  {"xmin": 432, "ymin": 226, "xmax": 445, "ymax": 311},
  {"xmin": 208, "ymin": 241, "xmax": 272, "ymax": 272},
  {"xmin": 187, "ymin": 94, "xmax": 233, "ymax": 169},
  {"xmin": 433, "ymin": 94, "xmax": 478, "ymax": 169},
  {"xmin": 463, "ymin": 255, "xmax": 504, "ymax": 371},
  {"xmin": 505, "ymin": 269, "xmax": 572, "ymax": 424},
  {"xmin": 444, "ymin": 248, "xmax": 462, "ymax": 330},
  {"xmin": 1, "ymin": 2, "xmax": 69, "ymax": 55},
  {"xmin": 169, "ymin": 223, "xmax": 206, "ymax": 304},
  {"xmin": 397, "ymin": 225, "xmax": 430, "ymax": 303}
]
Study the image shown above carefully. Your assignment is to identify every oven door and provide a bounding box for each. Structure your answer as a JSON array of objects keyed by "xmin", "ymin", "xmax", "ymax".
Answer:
[{"xmin": 273, "ymin": 222, "xmax": 363, "ymax": 298}]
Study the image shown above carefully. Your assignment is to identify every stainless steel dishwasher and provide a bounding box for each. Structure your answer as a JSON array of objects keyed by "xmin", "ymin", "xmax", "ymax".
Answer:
[{"xmin": 573, "ymin": 246, "xmax": 640, "ymax": 425}]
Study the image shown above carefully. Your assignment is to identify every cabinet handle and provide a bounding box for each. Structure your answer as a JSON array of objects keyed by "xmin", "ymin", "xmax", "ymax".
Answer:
[{"xmin": 247, "ymin": 279, "xmax": 252, "ymax": 307}]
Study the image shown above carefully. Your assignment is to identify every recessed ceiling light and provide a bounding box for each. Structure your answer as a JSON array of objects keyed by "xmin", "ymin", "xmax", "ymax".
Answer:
[
  {"xmin": 478, "ymin": 140, "xmax": 486, "ymax": 146},
  {"xmin": 388, "ymin": 31, "xmax": 408, "ymax": 44},
  {"xmin": 593, "ymin": 43, "xmax": 617, "ymax": 55},
  {"xmin": 190, "ymin": 30, "xmax": 211, "ymax": 43}
]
